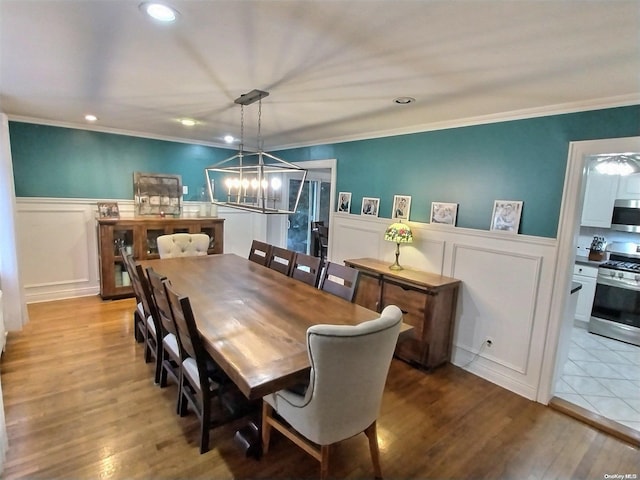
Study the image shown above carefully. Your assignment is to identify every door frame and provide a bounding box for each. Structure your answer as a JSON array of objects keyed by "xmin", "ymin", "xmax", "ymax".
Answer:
[
  {"xmin": 269, "ymin": 159, "xmax": 336, "ymax": 254},
  {"xmin": 538, "ymin": 136, "xmax": 640, "ymax": 403}
]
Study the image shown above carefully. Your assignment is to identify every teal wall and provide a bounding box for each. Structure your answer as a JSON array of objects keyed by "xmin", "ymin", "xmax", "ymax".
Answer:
[
  {"xmin": 8, "ymin": 123, "xmax": 234, "ymax": 201},
  {"xmin": 9, "ymin": 105, "xmax": 640, "ymax": 238},
  {"xmin": 276, "ymin": 106, "xmax": 640, "ymax": 238}
]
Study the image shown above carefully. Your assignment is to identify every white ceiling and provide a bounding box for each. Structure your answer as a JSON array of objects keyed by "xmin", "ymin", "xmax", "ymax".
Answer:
[{"xmin": 1, "ymin": 0, "xmax": 639, "ymax": 150}]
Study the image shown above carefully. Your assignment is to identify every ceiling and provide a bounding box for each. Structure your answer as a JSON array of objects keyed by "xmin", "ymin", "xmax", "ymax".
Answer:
[{"xmin": 1, "ymin": 1, "xmax": 639, "ymax": 150}]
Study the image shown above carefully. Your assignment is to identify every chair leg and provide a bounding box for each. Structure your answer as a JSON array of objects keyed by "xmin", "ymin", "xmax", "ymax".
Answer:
[
  {"xmin": 200, "ymin": 397, "xmax": 211, "ymax": 454},
  {"xmin": 261, "ymin": 401, "xmax": 273, "ymax": 455},
  {"xmin": 320, "ymin": 445, "xmax": 330, "ymax": 480},
  {"xmin": 364, "ymin": 421, "xmax": 382, "ymax": 479}
]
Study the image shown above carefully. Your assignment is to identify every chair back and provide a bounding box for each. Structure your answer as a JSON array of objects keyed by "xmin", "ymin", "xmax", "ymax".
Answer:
[
  {"xmin": 290, "ymin": 252, "xmax": 322, "ymax": 287},
  {"xmin": 248, "ymin": 240, "xmax": 272, "ymax": 266},
  {"xmin": 128, "ymin": 259, "xmax": 154, "ymax": 320},
  {"xmin": 320, "ymin": 262, "xmax": 359, "ymax": 302},
  {"xmin": 267, "ymin": 246, "xmax": 296, "ymax": 275},
  {"xmin": 146, "ymin": 267, "xmax": 177, "ymax": 338},
  {"xmin": 157, "ymin": 233, "xmax": 210, "ymax": 259},
  {"xmin": 164, "ymin": 281, "xmax": 206, "ymax": 378},
  {"xmin": 300, "ymin": 305, "xmax": 402, "ymax": 445}
]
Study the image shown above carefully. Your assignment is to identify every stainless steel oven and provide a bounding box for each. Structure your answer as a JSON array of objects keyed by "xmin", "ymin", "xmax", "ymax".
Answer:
[{"xmin": 589, "ymin": 242, "xmax": 640, "ymax": 346}]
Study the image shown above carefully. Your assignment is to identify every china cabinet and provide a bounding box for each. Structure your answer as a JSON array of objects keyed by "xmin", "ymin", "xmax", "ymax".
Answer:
[{"xmin": 97, "ymin": 217, "xmax": 224, "ymax": 299}]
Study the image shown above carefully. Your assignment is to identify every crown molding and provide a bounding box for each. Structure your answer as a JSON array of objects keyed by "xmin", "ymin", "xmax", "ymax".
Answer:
[{"xmin": 7, "ymin": 94, "xmax": 639, "ymax": 152}]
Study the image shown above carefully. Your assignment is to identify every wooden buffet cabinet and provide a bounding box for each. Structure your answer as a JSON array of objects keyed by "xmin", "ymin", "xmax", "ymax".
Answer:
[
  {"xmin": 344, "ymin": 258, "xmax": 461, "ymax": 369},
  {"xmin": 97, "ymin": 217, "xmax": 224, "ymax": 299}
]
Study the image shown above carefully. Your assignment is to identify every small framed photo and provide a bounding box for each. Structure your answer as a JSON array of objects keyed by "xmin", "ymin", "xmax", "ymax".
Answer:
[
  {"xmin": 97, "ymin": 202, "xmax": 120, "ymax": 220},
  {"xmin": 392, "ymin": 195, "xmax": 411, "ymax": 220},
  {"xmin": 430, "ymin": 202, "xmax": 458, "ymax": 226},
  {"xmin": 361, "ymin": 197, "xmax": 380, "ymax": 216},
  {"xmin": 490, "ymin": 200, "xmax": 523, "ymax": 233},
  {"xmin": 337, "ymin": 192, "xmax": 352, "ymax": 213}
]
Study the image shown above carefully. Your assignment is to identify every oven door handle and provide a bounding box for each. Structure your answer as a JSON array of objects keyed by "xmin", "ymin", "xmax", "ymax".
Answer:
[{"xmin": 597, "ymin": 275, "xmax": 640, "ymax": 291}]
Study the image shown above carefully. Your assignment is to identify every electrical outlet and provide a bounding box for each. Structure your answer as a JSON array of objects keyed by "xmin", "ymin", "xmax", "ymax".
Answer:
[
  {"xmin": 183, "ymin": 185, "xmax": 189, "ymax": 195},
  {"xmin": 485, "ymin": 337, "xmax": 494, "ymax": 348}
]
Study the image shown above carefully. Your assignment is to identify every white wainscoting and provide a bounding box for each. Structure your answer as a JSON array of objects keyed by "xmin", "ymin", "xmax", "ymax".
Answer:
[
  {"xmin": 16, "ymin": 199, "xmax": 559, "ymax": 400},
  {"xmin": 329, "ymin": 212, "xmax": 557, "ymax": 400},
  {"xmin": 15, "ymin": 198, "xmax": 267, "ymax": 303}
]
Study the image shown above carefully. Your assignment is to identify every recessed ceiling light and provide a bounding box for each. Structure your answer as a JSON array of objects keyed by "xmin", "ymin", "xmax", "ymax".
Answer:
[
  {"xmin": 140, "ymin": 2, "xmax": 178, "ymax": 22},
  {"xmin": 224, "ymin": 135, "xmax": 235, "ymax": 144},
  {"xmin": 393, "ymin": 97, "xmax": 416, "ymax": 105},
  {"xmin": 85, "ymin": 114, "xmax": 98, "ymax": 122},
  {"xmin": 179, "ymin": 118, "xmax": 196, "ymax": 127}
]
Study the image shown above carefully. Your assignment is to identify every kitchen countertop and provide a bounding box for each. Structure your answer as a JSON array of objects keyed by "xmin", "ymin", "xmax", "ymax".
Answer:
[{"xmin": 575, "ymin": 254, "xmax": 606, "ymax": 267}]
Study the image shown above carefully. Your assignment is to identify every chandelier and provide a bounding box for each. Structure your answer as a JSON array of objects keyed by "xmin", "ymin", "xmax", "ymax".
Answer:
[
  {"xmin": 592, "ymin": 153, "xmax": 640, "ymax": 176},
  {"xmin": 204, "ymin": 89, "xmax": 307, "ymax": 214}
]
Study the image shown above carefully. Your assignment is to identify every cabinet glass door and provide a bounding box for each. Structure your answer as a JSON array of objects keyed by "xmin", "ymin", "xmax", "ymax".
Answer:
[
  {"xmin": 199, "ymin": 226, "xmax": 217, "ymax": 252},
  {"xmin": 146, "ymin": 229, "xmax": 165, "ymax": 256},
  {"xmin": 113, "ymin": 227, "xmax": 134, "ymax": 258}
]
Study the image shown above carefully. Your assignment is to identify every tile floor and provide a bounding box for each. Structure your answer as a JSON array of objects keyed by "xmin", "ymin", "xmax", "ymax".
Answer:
[{"xmin": 556, "ymin": 325, "xmax": 640, "ymax": 432}]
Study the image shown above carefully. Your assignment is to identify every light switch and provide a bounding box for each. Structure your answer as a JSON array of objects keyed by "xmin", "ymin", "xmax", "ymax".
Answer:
[{"xmin": 183, "ymin": 186, "xmax": 189, "ymax": 195}]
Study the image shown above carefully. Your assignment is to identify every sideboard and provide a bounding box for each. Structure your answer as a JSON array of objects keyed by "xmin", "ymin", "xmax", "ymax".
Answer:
[
  {"xmin": 97, "ymin": 217, "xmax": 224, "ymax": 299},
  {"xmin": 344, "ymin": 257, "xmax": 461, "ymax": 369}
]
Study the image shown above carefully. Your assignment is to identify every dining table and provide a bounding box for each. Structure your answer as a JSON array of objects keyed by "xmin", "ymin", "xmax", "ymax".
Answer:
[{"xmin": 141, "ymin": 253, "xmax": 385, "ymax": 401}]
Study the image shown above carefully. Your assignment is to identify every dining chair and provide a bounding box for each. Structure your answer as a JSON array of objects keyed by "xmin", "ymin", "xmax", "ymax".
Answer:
[
  {"xmin": 289, "ymin": 252, "xmax": 322, "ymax": 287},
  {"xmin": 157, "ymin": 233, "xmax": 210, "ymax": 259},
  {"xmin": 130, "ymin": 263, "xmax": 164, "ymax": 383},
  {"xmin": 267, "ymin": 246, "xmax": 296, "ymax": 276},
  {"xmin": 248, "ymin": 240, "xmax": 272, "ymax": 266},
  {"xmin": 317, "ymin": 225, "xmax": 329, "ymax": 265},
  {"xmin": 164, "ymin": 280, "xmax": 253, "ymax": 453},
  {"xmin": 119, "ymin": 248, "xmax": 145, "ymax": 344},
  {"xmin": 262, "ymin": 305, "xmax": 403, "ymax": 480},
  {"xmin": 319, "ymin": 262, "xmax": 360, "ymax": 302},
  {"xmin": 146, "ymin": 267, "xmax": 183, "ymax": 411}
]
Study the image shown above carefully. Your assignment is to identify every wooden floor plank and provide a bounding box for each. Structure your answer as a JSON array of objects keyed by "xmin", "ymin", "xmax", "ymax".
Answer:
[{"xmin": 2, "ymin": 296, "xmax": 638, "ymax": 479}]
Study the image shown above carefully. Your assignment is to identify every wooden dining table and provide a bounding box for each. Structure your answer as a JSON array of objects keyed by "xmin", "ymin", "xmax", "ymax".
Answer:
[{"xmin": 141, "ymin": 253, "xmax": 383, "ymax": 401}]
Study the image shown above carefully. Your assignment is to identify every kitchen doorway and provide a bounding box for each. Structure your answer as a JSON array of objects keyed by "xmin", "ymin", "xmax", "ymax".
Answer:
[{"xmin": 543, "ymin": 136, "xmax": 640, "ymax": 445}]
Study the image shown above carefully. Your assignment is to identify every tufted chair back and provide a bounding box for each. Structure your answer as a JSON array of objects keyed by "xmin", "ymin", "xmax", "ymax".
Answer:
[{"xmin": 157, "ymin": 233, "xmax": 210, "ymax": 259}]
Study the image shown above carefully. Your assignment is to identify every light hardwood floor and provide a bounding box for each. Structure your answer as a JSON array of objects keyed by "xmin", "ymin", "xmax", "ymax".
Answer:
[{"xmin": 2, "ymin": 296, "xmax": 638, "ymax": 479}]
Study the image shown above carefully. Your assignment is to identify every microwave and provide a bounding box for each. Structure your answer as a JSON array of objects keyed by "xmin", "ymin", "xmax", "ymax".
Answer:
[{"xmin": 611, "ymin": 199, "xmax": 640, "ymax": 233}]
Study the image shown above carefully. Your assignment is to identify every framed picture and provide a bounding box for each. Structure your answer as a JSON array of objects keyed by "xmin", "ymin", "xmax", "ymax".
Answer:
[
  {"xmin": 337, "ymin": 192, "xmax": 352, "ymax": 213},
  {"xmin": 392, "ymin": 195, "xmax": 411, "ymax": 220},
  {"xmin": 490, "ymin": 200, "xmax": 523, "ymax": 233},
  {"xmin": 430, "ymin": 202, "xmax": 458, "ymax": 226},
  {"xmin": 134, "ymin": 172, "xmax": 182, "ymax": 216},
  {"xmin": 97, "ymin": 202, "xmax": 120, "ymax": 220},
  {"xmin": 361, "ymin": 197, "xmax": 380, "ymax": 216}
]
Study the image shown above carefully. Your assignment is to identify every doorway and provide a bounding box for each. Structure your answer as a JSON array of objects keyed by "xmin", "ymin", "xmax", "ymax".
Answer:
[
  {"xmin": 543, "ymin": 136, "xmax": 640, "ymax": 443},
  {"xmin": 286, "ymin": 173, "xmax": 331, "ymax": 254}
]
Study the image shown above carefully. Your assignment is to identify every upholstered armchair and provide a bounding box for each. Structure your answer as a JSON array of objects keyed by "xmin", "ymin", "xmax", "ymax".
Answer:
[
  {"xmin": 157, "ymin": 233, "xmax": 210, "ymax": 259},
  {"xmin": 262, "ymin": 305, "xmax": 403, "ymax": 479}
]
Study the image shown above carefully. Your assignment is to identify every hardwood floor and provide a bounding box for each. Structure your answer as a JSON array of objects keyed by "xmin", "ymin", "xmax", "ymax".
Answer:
[{"xmin": 2, "ymin": 296, "xmax": 638, "ymax": 479}]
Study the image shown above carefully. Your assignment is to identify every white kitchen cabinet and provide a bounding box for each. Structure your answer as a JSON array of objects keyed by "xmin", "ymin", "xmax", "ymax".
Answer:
[
  {"xmin": 572, "ymin": 264, "xmax": 598, "ymax": 325},
  {"xmin": 616, "ymin": 173, "xmax": 640, "ymax": 199},
  {"xmin": 580, "ymin": 171, "xmax": 619, "ymax": 227}
]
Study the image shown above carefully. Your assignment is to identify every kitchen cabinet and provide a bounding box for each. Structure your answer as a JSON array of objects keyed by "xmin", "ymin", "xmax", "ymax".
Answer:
[
  {"xmin": 572, "ymin": 263, "xmax": 598, "ymax": 325},
  {"xmin": 344, "ymin": 257, "xmax": 460, "ymax": 369},
  {"xmin": 97, "ymin": 217, "xmax": 224, "ymax": 299},
  {"xmin": 616, "ymin": 173, "xmax": 640, "ymax": 200},
  {"xmin": 581, "ymin": 170, "xmax": 619, "ymax": 227}
]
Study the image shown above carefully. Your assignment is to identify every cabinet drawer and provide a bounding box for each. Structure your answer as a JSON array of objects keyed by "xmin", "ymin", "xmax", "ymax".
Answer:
[
  {"xmin": 573, "ymin": 264, "xmax": 598, "ymax": 278},
  {"xmin": 382, "ymin": 281, "xmax": 427, "ymax": 338}
]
